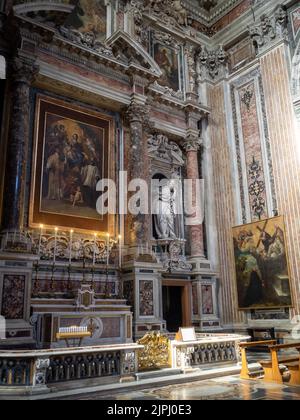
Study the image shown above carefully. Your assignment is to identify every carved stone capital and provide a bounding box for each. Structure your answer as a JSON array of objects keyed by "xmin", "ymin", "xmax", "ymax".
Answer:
[
  {"xmin": 10, "ymin": 56, "xmax": 39, "ymax": 85},
  {"xmin": 249, "ymin": 5, "xmax": 289, "ymax": 55},
  {"xmin": 126, "ymin": 102, "xmax": 150, "ymax": 125},
  {"xmin": 183, "ymin": 134, "xmax": 202, "ymax": 153}
]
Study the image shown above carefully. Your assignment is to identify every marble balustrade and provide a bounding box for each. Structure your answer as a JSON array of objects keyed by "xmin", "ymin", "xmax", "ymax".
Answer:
[
  {"xmin": 170, "ymin": 334, "xmax": 249, "ymax": 370},
  {"xmin": 0, "ymin": 343, "xmax": 143, "ymax": 393}
]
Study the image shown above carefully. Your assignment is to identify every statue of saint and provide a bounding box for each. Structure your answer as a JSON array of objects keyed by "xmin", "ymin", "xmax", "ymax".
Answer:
[{"xmin": 153, "ymin": 179, "xmax": 178, "ymax": 240}]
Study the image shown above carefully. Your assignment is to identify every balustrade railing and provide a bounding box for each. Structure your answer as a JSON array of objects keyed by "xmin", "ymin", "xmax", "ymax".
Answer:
[
  {"xmin": 170, "ymin": 334, "xmax": 248, "ymax": 370},
  {"xmin": 0, "ymin": 344, "xmax": 143, "ymax": 392}
]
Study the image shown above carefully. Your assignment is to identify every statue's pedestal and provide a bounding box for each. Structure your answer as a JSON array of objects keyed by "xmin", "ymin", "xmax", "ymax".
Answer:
[{"xmin": 122, "ymin": 258, "xmax": 166, "ymax": 339}]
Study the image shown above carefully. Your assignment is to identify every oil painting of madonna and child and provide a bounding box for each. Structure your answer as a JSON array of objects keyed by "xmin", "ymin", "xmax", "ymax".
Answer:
[{"xmin": 233, "ymin": 216, "xmax": 293, "ymax": 310}]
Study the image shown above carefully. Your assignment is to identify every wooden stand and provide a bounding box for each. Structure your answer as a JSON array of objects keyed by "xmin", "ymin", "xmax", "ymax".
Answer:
[{"xmin": 55, "ymin": 332, "xmax": 91, "ymax": 348}]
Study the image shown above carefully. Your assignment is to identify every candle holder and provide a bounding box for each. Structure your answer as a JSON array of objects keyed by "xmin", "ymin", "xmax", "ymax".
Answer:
[
  {"xmin": 50, "ymin": 261, "xmax": 56, "ymax": 292},
  {"xmin": 91, "ymin": 265, "xmax": 95, "ymax": 291},
  {"xmin": 33, "ymin": 261, "xmax": 40, "ymax": 297}
]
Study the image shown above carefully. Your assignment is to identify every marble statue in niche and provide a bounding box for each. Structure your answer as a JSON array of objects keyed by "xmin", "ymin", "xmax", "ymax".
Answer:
[{"xmin": 153, "ymin": 178, "xmax": 178, "ymax": 240}]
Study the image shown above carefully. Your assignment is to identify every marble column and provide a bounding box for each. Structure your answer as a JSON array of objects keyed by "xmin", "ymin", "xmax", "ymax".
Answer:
[
  {"xmin": 183, "ymin": 134, "xmax": 205, "ymax": 259},
  {"xmin": 126, "ymin": 101, "xmax": 150, "ymax": 248},
  {"xmin": 2, "ymin": 56, "xmax": 38, "ymax": 231}
]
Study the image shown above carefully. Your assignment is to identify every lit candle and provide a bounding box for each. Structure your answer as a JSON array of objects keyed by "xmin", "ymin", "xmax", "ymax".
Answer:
[
  {"xmin": 69, "ymin": 230, "xmax": 74, "ymax": 265},
  {"xmin": 106, "ymin": 233, "xmax": 110, "ymax": 266},
  {"xmin": 53, "ymin": 227, "xmax": 58, "ymax": 264},
  {"xmin": 93, "ymin": 233, "xmax": 97, "ymax": 266},
  {"xmin": 38, "ymin": 224, "xmax": 44, "ymax": 256},
  {"xmin": 118, "ymin": 235, "xmax": 122, "ymax": 269}
]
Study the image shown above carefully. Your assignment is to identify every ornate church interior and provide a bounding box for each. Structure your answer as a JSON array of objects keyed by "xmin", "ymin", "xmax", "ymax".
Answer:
[{"xmin": 0, "ymin": 0, "xmax": 300, "ymax": 401}]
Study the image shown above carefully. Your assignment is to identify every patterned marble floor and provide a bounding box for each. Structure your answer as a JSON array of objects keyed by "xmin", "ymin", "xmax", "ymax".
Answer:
[{"xmin": 76, "ymin": 376, "xmax": 300, "ymax": 400}]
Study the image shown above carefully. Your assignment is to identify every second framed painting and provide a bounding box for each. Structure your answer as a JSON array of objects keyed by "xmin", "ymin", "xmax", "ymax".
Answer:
[
  {"xmin": 30, "ymin": 95, "xmax": 115, "ymax": 233},
  {"xmin": 233, "ymin": 216, "xmax": 293, "ymax": 310}
]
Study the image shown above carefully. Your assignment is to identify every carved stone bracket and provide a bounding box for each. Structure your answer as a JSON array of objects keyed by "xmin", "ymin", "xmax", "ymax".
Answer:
[
  {"xmin": 197, "ymin": 45, "xmax": 228, "ymax": 82},
  {"xmin": 249, "ymin": 5, "xmax": 289, "ymax": 55}
]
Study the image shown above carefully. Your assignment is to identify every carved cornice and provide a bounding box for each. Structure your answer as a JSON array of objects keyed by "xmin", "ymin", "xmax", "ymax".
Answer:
[{"xmin": 249, "ymin": 5, "xmax": 289, "ymax": 55}]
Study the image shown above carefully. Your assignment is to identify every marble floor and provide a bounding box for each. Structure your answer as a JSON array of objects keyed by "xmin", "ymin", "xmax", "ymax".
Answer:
[{"xmin": 75, "ymin": 376, "xmax": 300, "ymax": 400}]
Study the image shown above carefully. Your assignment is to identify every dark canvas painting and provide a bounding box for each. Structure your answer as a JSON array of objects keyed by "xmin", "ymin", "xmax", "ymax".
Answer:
[
  {"xmin": 233, "ymin": 216, "xmax": 293, "ymax": 310},
  {"xmin": 30, "ymin": 96, "xmax": 111, "ymax": 232},
  {"xmin": 154, "ymin": 43, "xmax": 180, "ymax": 92},
  {"xmin": 41, "ymin": 113, "xmax": 104, "ymax": 220}
]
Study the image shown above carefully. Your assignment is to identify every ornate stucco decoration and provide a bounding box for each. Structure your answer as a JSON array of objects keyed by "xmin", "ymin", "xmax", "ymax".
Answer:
[
  {"xmin": 148, "ymin": 134, "xmax": 185, "ymax": 166},
  {"xmin": 197, "ymin": 45, "xmax": 228, "ymax": 82},
  {"xmin": 249, "ymin": 5, "xmax": 289, "ymax": 55},
  {"xmin": 59, "ymin": 26, "xmax": 114, "ymax": 57},
  {"xmin": 185, "ymin": 44, "xmax": 197, "ymax": 93},
  {"xmin": 145, "ymin": 0, "xmax": 189, "ymax": 29}
]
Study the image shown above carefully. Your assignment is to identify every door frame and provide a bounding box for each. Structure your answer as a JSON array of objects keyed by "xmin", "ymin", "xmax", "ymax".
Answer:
[{"xmin": 162, "ymin": 280, "xmax": 192, "ymax": 328}]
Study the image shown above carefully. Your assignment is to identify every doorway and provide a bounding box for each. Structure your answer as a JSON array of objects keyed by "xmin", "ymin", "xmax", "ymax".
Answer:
[
  {"xmin": 162, "ymin": 281, "xmax": 192, "ymax": 333},
  {"xmin": 163, "ymin": 286, "xmax": 183, "ymax": 332}
]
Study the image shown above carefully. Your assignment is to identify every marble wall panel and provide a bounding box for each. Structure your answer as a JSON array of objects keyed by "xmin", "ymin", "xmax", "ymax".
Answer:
[{"xmin": 260, "ymin": 45, "xmax": 300, "ymax": 316}]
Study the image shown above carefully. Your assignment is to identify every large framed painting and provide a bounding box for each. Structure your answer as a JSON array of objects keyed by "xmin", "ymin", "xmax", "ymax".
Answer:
[
  {"xmin": 153, "ymin": 42, "xmax": 181, "ymax": 92},
  {"xmin": 30, "ymin": 95, "xmax": 114, "ymax": 233},
  {"xmin": 233, "ymin": 216, "xmax": 293, "ymax": 310}
]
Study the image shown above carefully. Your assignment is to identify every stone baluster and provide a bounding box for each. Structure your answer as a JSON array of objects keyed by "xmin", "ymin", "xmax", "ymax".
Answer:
[
  {"xmin": 2, "ymin": 55, "xmax": 39, "ymax": 231},
  {"xmin": 125, "ymin": 100, "xmax": 151, "ymax": 248},
  {"xmin": 183, "ymin": 134, "xmax": 205, "ymax": 259}
]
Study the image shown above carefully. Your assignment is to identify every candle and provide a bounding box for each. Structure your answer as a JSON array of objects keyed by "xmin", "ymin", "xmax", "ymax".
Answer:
[
  {"xmin": 69, "ymin": 230, "xmax": 74, "ymax": 265},
  {"xmin": 93, "ymin": 233, "xmax": 97, "ymax": 266},
  {"xmin": 106, "ymin": 233, "xmax": 110, "ymax": 266},
  {"xmin": 118, "ymin": 235, "xmax": 122, "ymax": 269},
  {"xmin": 53, "ymin": 227, "xmax": 58, "ymax": 264},
  {"xmin": 38, "ymin": 224, "xmax": 43, "ymax": 256}
]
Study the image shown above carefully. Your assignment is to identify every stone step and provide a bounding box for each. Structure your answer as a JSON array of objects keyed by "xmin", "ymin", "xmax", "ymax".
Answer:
[{"xmin": 136, "ymin": 368, "xmax": 182, "ymax": 381}]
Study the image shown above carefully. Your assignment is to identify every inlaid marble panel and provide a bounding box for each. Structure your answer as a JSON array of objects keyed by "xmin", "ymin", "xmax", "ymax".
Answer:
[
  {"xmin": 1, "ymin": 275, "xmax": 26, "ymax": 320},
  {"xmin": 139, "ymin": 280, "xmax": 154, "ymax": 317}
]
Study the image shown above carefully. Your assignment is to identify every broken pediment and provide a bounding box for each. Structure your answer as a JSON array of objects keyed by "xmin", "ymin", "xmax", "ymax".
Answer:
[{"xmin": 106, "ymin": 30, "xmax": 162, "ymax": 79}]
